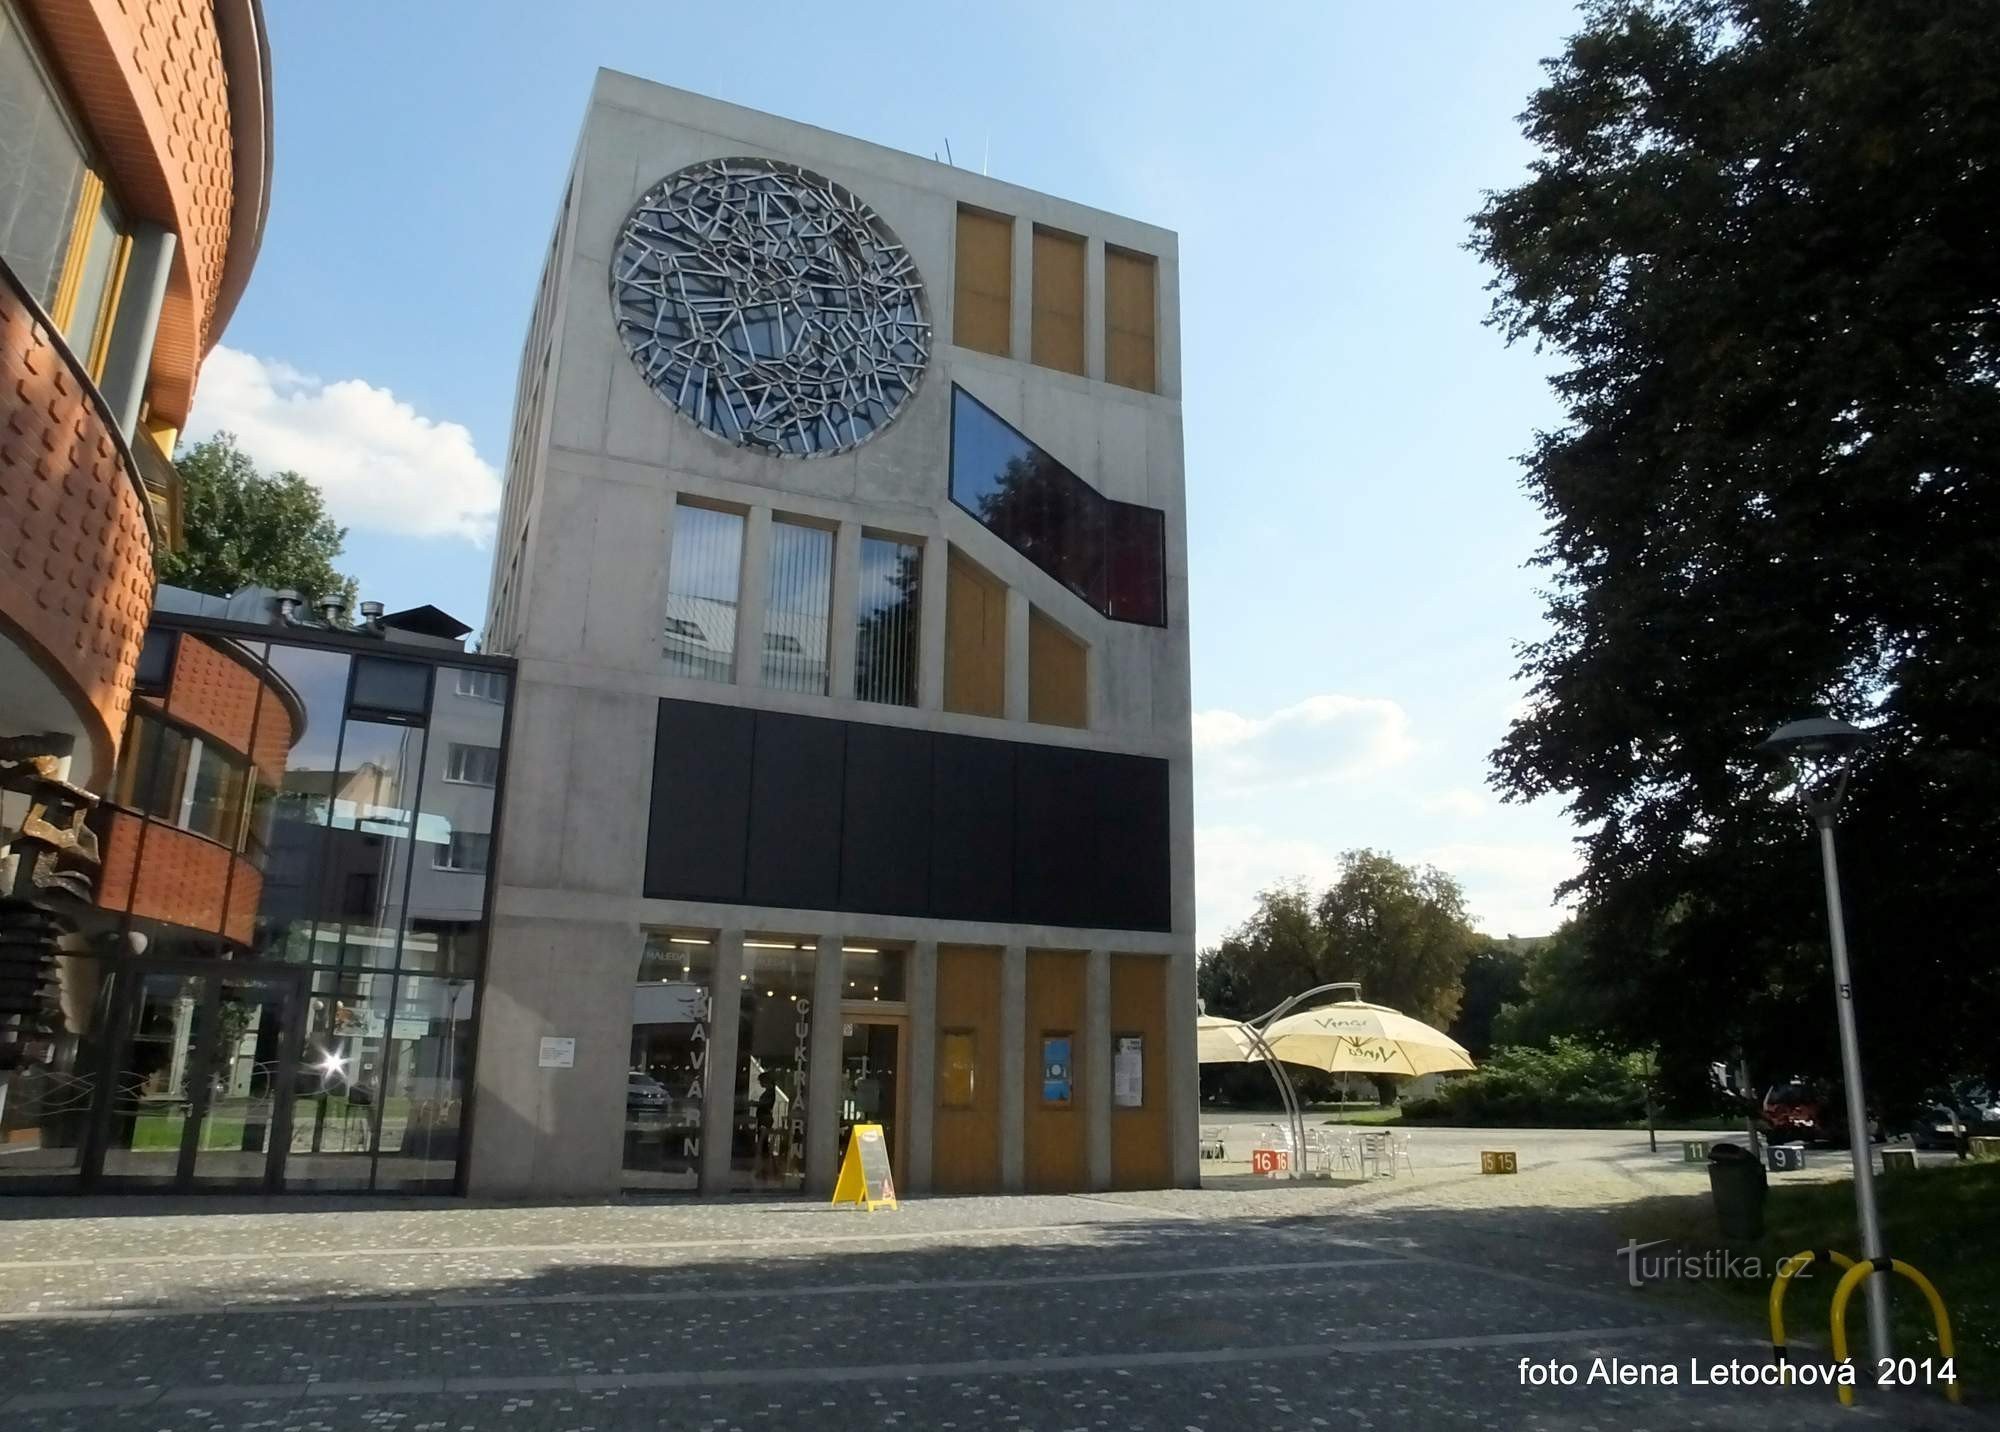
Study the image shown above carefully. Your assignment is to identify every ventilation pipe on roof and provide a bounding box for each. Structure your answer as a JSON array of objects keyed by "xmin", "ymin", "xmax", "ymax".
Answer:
[
  {"xmin": 358, "ymin": 601, "xmax": 385, "ymax": 633},
  {"xmin": 318, "ymin": 594, "xmax": 348, "ymax": 628},
  {"xmin": 273, "ymin": 590, "xmax": 303, "ymax": 624}
]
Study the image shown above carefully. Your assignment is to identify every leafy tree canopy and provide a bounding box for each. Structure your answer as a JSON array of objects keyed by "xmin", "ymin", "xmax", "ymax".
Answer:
[
  {"xmin": 158, "ymin": 434, "xmax": 357, "ymax": 608},
  {"xmin": 1197, "ymin": 851, "xmax": 1484, "ymax": 1033},
  {"xmin": 1472, "ymin": 0, "xmax": 2000, "ymax": 1104}
]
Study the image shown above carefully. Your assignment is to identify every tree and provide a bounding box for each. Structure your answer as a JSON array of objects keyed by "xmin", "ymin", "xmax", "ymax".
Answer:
[
  {"xmin": 1488, "ymin": 919, "xmax": 1622, "ymax": 1051},
  {"xmin": 158, "ymin": 434, "xmax": 357, "ymax": 606},
  {"xmin": 1197, "ymin": 853, "xmax": 1482, "ymax": 1030},
  {"xmin": 1450, "ymin": 937, "xmax": 1534, "ymax": 1059},
  {"xmin": 1471, "ymin": 0, "xmax": 2000, "ymax": 1106}
]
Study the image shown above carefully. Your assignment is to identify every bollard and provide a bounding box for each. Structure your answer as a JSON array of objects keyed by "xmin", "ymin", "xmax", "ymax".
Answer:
[
  {"xmin": 1828, "ymin": 1258, "xmax": 1961, "ymax": 1407},
  {"xmin": 1769, "ymin": 1248, "xmax": 1854, "ymax": 1371}
]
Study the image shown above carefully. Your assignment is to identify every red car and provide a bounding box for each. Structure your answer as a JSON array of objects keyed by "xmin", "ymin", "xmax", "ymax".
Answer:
[{"xmin": 1760, "ymin": 1079, "xmax": 1883, "ymax": 1147}]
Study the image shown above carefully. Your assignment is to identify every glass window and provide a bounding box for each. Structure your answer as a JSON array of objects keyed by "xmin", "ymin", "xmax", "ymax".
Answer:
[
  {"xmin": 664, "ymin": 503, "xmax": 743, "ymax": 681},
  {"xmin": 133, "ymin": 629, "xmax": 175, "ymax": 695},
  {"xmin": 285, "ymin": 969, "xmax": 395, "ymax": 1190},
  {"xmin": 854, "ymin": 535, "xmax": 919, "ymax": 707},
  {"xmin": 948, "ymin": 385, "xmax": 1166, "ymax": 627},
  {"xmin": 443, "ymin": 743, "xmax": 499, "ymax": 786},
  {"xmin": 183, "ymin": 739, "xmax": 249, "ymax": 847},
  {"xmin": 111, "ymin": 713, "xmax": 187, "ymax": 821},
  {"xmin": 841, "ymin": 944, "xmax": 906, "ymax": 1003},
  {"xmin": 311, "ymin": 718, "xmax": 426, "ymax": 969},
  {"xmin": 349, "ymin": 656, "xmax": 431, "ymax": 720},
  {"xmin": 242, "ymin": 645, "xmax": 349, "ymax": 963},
  {"xmin": 433, "ymin": 831, "xmax": 489, "ymax": 872},
  {"xmin": 731, "ymin": 940, "xmax": 816, "ymax": 1191},
  {"xmin": 0, "ymin": 952, "xmax": 109, "ymax": 1188},
  {"xmin": 627, "ymin": 933, "xmax": 712, "ymax": 1192},
  {"xmin": 371, "ymin": 974, "xmax": 476, "ymax": 1191},
  {"xmin": 761, "ymin": 517, "xmax": 832, "ymax": 694},
  {"xmin": 0, "ymin": 6, "xmax": 88, "ymax": 309},
  {"xmin": 62, "ymin": 187, "xmax": 122, "ymax": 368},
  {"xmin": 455, "ymin": 669, "xmax": 507, "ymax": 701}
]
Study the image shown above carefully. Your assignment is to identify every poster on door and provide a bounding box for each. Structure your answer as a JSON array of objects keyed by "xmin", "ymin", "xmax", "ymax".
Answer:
[
  {"xmin": 1113, "ymin": 1035, "xmax": 1144, "ymax": 1107},
  {"xmin": 1041, "ymin": 1036, "xmax": 1072, "ymax": 1105}
]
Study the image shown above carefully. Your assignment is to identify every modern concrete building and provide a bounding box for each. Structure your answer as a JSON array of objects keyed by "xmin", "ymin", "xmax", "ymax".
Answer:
[
  {"xmin": 0, "ymin": 0, "xmax": 270, "ymax": 1157},
  {"xmin": 474, "ymin": 72, "xmax": 1195, "ymax": 1200}
]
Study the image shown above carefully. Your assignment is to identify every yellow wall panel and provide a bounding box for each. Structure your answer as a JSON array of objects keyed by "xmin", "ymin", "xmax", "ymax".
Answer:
[
  {"xmin": 944, "ymin": 549, "xmax": 1006, "ymax": 717},
  {"xmin": 1105, "ymin": 247, "xmax": 1157, "ymax": 392},
  {"xmin": 1028, "ymin": 607, "xmax": 1087, "ymax": 728},
  {"xmin": 933, "ymin": 945, "xmax": 1002, "ymax": 1193},
  {"xmin": 954, "ymin": 207, "xmax": 1012, "ymax": 357},
  {"xmin": 1031, "ymin": 227, "xmax": 1085, "ymax": 375},
  {"xmin": 1025, "ymin": 949, "xmax": 1087, "ymax": 1193},
  {"xmin": 1109, "ymin": 953, "xmax": 1172, "ymax": 1189}
]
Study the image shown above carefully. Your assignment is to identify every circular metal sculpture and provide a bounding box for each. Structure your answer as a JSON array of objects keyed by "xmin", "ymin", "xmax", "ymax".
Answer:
[{"xmin": 611, "ymin": 158, "xmax": 930, "ymax": 457}]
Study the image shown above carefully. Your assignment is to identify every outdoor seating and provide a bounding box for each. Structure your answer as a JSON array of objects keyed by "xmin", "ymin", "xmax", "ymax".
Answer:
[{"xmin": 1199, "ymin": 1126, "xmax": 1228, "ymax": 1160}]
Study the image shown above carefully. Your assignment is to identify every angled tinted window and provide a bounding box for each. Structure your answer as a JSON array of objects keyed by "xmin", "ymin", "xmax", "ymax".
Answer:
[
  {"xmin": 350, "ymin": 656, "xmax": 432, "ymax": 720},
  {"xmin": 948, "ymin": 386, "xmax": 1165, "ymax": 627}
]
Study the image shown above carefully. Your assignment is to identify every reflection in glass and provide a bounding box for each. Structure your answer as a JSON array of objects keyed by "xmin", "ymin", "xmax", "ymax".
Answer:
[
  {"xmin": 664, "ymin": 504, "xmax": 743, "ymax": 681},
  {"xmin": 98, "ymin": 972, "xmax": 204, "ymax": 1185},
  {"xmin": 761, "ymin": 519, "xmax": 832, "ymax": 694},
  {"xmin": 286, "ymin": 969, "xmax": 392, "ymax": 1189},
  {"xmin": 350, "ymin": 657, "xmax": 432, "ymax": 719},
  {"xmin": 841, "ymin": 945, "xmax": 907, "ymax": 1002},
  {"xmin": 626, "ymin": 935, "xmax": 711, "ymax": 1191},
  {"xmin": 731, "ymin": 943, "xmax": 815, "ymax": 1191},
  {"xmin": 372, "ymin": 974, "xmax": 475, "ymax": 1190},
  {"xmin": 838, "ymin": 1021, "xmax": 901, "ymax": 1182},
  {"xmin": 190, "ymin": 977, "xmax": 294, "ymax": 1187},
  {"xmin": 313, "ymin": 718, "xmax": 427, "ymax": 969},
  {"xmin": 854, "ymin": 537, "xmax": 920, "ymax": 706},
  {"xmin": 948, "ymin": 386, "xmax": 1166, "ymax": 627}
]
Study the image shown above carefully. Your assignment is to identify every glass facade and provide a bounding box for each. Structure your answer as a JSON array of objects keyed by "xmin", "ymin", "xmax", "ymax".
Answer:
[
  {"xmin": 853, "ymin": 535, "xmax": 920, "ymax": 706},
  {"xmin": 0, "ymin": 4, "xmax": 88, "ymax": 308},
  {"xmin": 664, "ymin": 503, "xmax": 743, "ymax": 680},
  {"xmin": 948, "ymin": 386, "xmax": 1166, "ymax": 627},
  {"xmin": 624, "ymin": 933, "xmax": 711, "ymax": 1192},
  {"xmin": 0, "ymin": 627, "xmax": 508, "ymax": 1194},
  {"xmin": 732, "ymin": 940, "xmax": 815, "ymax": 1191},
  {"xmin": 760, "ymin": 518, "xmax": 833, "ymax": 694}
]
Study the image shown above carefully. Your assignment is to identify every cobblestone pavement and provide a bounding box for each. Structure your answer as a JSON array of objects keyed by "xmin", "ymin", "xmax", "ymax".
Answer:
[{"xmin": 0, "ymin": 1149, "xmax": 1985, "ymax": 1431}]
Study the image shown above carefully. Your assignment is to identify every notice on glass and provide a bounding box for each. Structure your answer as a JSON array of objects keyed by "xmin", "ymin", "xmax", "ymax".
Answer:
[
  {"xmin": 1113, "ymin": 1035, "xmax": 1143, "ymax": 1107},
  {"xmin": 538, "ymin": 1036, "xmax": 576, "ymax": 1069}
]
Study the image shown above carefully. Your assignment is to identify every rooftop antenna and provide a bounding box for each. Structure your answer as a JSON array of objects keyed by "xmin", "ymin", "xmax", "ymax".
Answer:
[{"xmin": 944, "ymin": 137, "xmax": 954, "ymax": 167}]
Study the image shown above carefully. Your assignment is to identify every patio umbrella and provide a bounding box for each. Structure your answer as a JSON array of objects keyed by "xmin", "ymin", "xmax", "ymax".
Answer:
[
  {"xmin": 1196, "ymin": 1014, "xmax": 1260, "ymax": 1064},
  {"xmin": 1261, "ymin": 999, "xmax": 1474, "ymax": 1077}
]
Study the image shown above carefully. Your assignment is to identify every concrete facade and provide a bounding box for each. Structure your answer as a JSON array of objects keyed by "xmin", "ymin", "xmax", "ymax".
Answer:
[{"xmin": 472, "ymin": 71, "xmax": 1195, "ymax": 1200}]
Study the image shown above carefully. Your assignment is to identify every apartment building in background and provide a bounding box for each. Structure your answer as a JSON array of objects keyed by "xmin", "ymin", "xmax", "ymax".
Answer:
[{"xmin": 476, "ymin": 72, "xmax": 1195, "ymax": 1199}]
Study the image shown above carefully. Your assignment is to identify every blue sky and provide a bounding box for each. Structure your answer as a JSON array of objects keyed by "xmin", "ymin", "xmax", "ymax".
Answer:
[{"xmin": 187, "ymin": 1, "xmax": 1588, "ymax": 944}]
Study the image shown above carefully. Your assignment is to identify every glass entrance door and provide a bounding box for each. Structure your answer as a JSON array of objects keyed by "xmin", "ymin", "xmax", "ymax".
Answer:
[
  {"xmin": 95, "ymin": 968, "xmax": 302, "ymax": 1190},
  {"xmin": 838, "ymin": 1018, "xmax": 905, "ymax": 1188}
]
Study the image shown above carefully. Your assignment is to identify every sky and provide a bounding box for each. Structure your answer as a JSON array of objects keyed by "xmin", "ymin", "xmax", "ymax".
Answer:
[{"xmin": 186, "ymin": 1, "xmax": 1590, "ymax": 948}]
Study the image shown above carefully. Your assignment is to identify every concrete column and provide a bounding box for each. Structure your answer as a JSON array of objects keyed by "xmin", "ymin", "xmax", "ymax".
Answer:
[
  {"xmin": 999, "ymin": 943, "xmax": 1026, "ymax": 1192},
  {"xmin": 655, "ymin": 497, "xmax": 679, "ymax": 655},
  {"xmin": 906, "ymin": 939, "xmax": 938, "ymax": 1195},
  {"xmin": 96, "ymin": 224, "xmax": 175, "ymax": 440},
  {"xmin": 1166, "ymin": 947, "xmax": 1200, "ymax": 1186},
  {"xmin": 1085, "ymin": 948, "xmax": 1111, "ymax": 1191},
  {"xmin": 735, "ymin": 506, "xmax": 773, "ymax": 686},
  {"xmin": 700, "ymin": 929, "xmax": 745, "ymax": 1193},
  {"xmin": 827, "ymin": 520, "xmax": 862, "ymax": 700},
  {"xmin": 1004, "ymin": 587, "xmax": 1030, "ymax": 723},
  {"xmin": 918, "ymin": 534, "xmax": 947, "ymax": 710},
  {"xmin": 806, "ymin": 934, "xmax": 844, "ymax": 1195},
  {"xmin": 1084, "ymin": 236, "xmax": 1107, "ymax": 384},
  {"xmin": 1009, "ymin": 217, "xmax": 1034, "ymax": 362}
]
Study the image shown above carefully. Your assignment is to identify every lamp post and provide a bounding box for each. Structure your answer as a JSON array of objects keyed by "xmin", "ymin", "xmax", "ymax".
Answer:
[{"xmin": 1759, "ymin": 715, "xmax": 1890, "ymax": 1366}]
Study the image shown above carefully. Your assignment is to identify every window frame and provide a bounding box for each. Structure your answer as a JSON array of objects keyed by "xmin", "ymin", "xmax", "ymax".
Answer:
[{"xmin": 442, "ymin": 742, "xmax": 501, "ymax": 788}]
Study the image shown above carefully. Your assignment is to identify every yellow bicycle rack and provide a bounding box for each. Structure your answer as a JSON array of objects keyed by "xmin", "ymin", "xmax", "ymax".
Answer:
[
  {"xmin": 1828, "ymin": 1257, "xmax": 1961, "ymax": 1407},
  {"xmin": 1769, "ymin": 1248, "xmax": 1855, "ymax": 1373}
]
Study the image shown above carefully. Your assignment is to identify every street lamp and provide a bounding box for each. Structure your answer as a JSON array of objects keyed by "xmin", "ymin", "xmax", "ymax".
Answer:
[{"xmin": 1759, "ymin": 714, "xmax": 1889, "ymax": 1366}]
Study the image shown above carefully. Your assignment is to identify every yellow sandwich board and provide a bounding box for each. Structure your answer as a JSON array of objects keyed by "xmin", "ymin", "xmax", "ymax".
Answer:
[{"xmin": 831, "ymin": 1123, "xmax": 897, "ymax": 1211}]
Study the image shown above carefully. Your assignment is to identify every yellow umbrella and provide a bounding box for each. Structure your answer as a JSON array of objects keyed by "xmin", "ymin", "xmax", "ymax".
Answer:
[
  {"xmin": 1261, "ymin": 999, "xmax": 1473, "ymax": 1077},
  {"xmin": 1196, "ymin": 1014, "xmax": 1260, "ymax": 1064}
]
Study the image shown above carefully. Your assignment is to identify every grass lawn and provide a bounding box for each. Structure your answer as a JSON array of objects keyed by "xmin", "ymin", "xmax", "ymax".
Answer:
[{"xmin": 1620, "ymin": 1159, "xmax": 1999, "ymax": 1399}]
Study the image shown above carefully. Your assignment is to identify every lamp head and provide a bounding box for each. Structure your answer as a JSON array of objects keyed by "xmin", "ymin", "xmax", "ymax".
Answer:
[{"xmin": 1759, "ymin": 716, "xmax": 1874, "ymax": 759}]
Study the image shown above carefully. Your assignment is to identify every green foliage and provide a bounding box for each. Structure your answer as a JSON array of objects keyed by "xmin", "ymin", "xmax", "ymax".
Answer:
[
  {"xmin": 1401, "ymin": 1038, "xmax": 1652, "ymax": 1127},
  {"xmin": 160, "ymin": 433, "xmax": 357, "ymax": 607},
  {"xmin": 1197, "ymin": 851, "xmax": 1483, "ymax": 1036},
  {"xmin": 1470, "ymin": 0, "xmax": 2000, "ymax": 1106},
  {"xmin": 1449, "ymin": 937, "xmax": 1534, "ymax": 1059},
  {"xmin": 1488, "ymin": 918, "xmax": 1623, "ymax": 1050}
]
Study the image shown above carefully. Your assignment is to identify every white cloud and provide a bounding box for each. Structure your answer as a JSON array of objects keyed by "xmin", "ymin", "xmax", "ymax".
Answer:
[
  {"xmin": 1421, "ymin": 786, "xmax": 1487, "ymax": 820},
  {"xmin": 1420, "ymin": 839, "xmax": 1582, "ymax": 940},
  {"xmin": 1194, "ymin": 823, "xmax": 1345, "ymax": 949},
  {"xmin": 186, "ymin": 346, "xmax": 500, "ymax": 544},
  {"xmin": 1193, "ymin": 693, "xmax": 1415, "ymax": 796}
]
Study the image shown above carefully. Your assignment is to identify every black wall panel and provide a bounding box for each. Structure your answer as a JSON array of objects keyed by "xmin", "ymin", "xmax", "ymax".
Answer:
[
  {"xmin": 744, "ymin": 711, "xmax": 846, "ymax": 911},
  {"xmin": 930, "ymin": 732, "xmax": 1016, "ymax": 923},
  {"xmin": 644, "ymin": 698, "xmax": 1171, "ymax": 932},
  {"xmin": 840, "ymin": 721, "xmax": 932, "ymax": 914},
  {"xmin": 1014, "ymin": 744, "xmax": 1099, "ymax": 928},
  {"xmin": 645, "ymin": 700, "xmax": 754, "ymax": 902}
]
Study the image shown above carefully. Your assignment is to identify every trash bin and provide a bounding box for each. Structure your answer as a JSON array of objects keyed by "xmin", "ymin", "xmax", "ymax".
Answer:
[{"xmin": 1707, "ymin": 1140, "xmax": 1767, "ymax": 1239}]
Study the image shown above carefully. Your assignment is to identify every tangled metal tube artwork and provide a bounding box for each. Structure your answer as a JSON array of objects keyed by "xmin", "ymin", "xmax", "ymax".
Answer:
[{"xmin": 611, "ymin": 158, "xmax": 931, "ymax": 457}]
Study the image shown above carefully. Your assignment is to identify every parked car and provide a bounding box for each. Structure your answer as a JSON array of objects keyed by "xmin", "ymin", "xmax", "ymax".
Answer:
[
  {"xmin": 1759, "ymin": 1078, "xmax": 1883, "ymax": 1147},
  {"xmin": 1907, "ymin": 1103, "xmax": 1966, "ymax": 1151},
  {"xmin": 627, "ymin": 1072, "xmax": 671, "ymax": 1113}
]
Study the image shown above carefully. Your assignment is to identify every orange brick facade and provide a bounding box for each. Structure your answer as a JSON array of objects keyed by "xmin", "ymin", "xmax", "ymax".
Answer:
[
  {"xmin": 21, "ymin": 0, "xmax": 240, "ymax": 426},
  {"xmin": 0, "ymin": 278, "xmax": 156, "ymax": 779}
]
